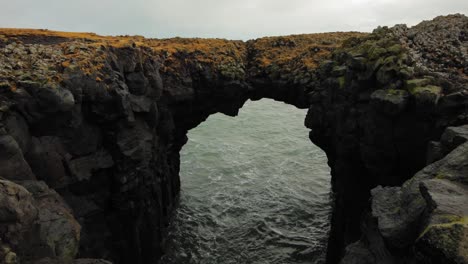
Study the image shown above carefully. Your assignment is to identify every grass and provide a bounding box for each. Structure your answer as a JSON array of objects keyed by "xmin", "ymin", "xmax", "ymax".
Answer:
[
  {"xmin": 0, "ymin": 28, "xmax": 369, "ymax": 88},
  {"xmin": 249, "ymin": 32, "xmax": 368, "ymax": 71}
]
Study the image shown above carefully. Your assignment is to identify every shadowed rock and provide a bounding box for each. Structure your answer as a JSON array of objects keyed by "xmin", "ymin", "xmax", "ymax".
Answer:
[{"xmin": 0, "ymin": 14, "xmax": 467, "ymax": 264}]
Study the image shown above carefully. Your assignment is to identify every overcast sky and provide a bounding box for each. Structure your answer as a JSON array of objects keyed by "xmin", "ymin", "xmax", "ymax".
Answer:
[{"xmin": 0, "ymin": 0, "xmax": 467, "ymax": 40}]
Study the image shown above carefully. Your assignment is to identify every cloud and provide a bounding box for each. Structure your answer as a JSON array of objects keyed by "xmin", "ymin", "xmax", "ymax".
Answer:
[{"xmin": 0, "ymin": 0, "xmax": 466, "ymax": 40}]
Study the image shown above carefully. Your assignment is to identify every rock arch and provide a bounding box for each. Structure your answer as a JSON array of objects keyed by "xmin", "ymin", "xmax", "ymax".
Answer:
[{"xmin": 0, "ymin": 14, "xmax": 467, "ymax": 264}]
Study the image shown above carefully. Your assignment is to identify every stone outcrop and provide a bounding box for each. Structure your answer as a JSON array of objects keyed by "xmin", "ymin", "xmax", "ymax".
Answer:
[
  {"xmin": 0, "ymin": 14, "xmax": 466, "ymax": 264},
  {"xmin": 0, "ymin": 179, "xmax": 81, "ymax": 263},
  {"xmin": 341, "ymin": 126, "xmax": 468, "ymax": 264}
]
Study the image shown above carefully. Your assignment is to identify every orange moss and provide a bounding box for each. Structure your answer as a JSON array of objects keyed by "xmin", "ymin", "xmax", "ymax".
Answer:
[
  {"xmin": 61, "ymin": 61, "xmax": 71, "ymax": 68},
  {"xmin": 0, "ymin": 28, "xmax": 368, "ymax": 86},
  {"xmin": 146, "ymin": 37, "xmax": 247, "ymax": 76},
  {"xmin": 249, "ymin": 32, "xmax": 368, "ymax": 72},
  {"xmin": 0, "ymin": 28, "xmax": 106, "ymax": 39},
  {"xmin": 0, "ymin": 28, "xmax": 145, "ymax": 46},
  {"xmin": 10, "ymin": 83, "xmax": 17, "ymax": 92}
]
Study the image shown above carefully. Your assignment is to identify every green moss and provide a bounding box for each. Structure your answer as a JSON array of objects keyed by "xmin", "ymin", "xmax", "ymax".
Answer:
[
  {"xmin": 439, "ymin": 214, "xmax": 464, "ymax": 224},
  {"xmin": 419, "ymin": 216, "xmax": 468, "ymax": 239},
  {"xmin": 409, "ymin": 85, "xmax": 442, "ymax": 95},
  {"xmin": 398, "ymin": 66, "xmax": 415, "ymax": 79},
  {"xmin": 387, "ymin": 89, "xmax": 407, "ymax": 96},
  {"xmin": 332, "ymin": 65, "xmax": 347, "ymax": 76},
  {"xmin": 338, "ymin": 76, "xmax": 346, "ymax": 89},
  {"xmin": 4, "ymin": 252, "xmax": 16, "ymax": 264},
  {"xmin": 417, "ymin": 217, "xmax": 467, "ymax": 261},
  {"xmin": 217, "ymin": 62, "xmax": 245, "ymax": 80},
  {"xmin": 1, "ymin": 245, "xmax": 16, "ymax": 264},
  {"xmin": 435, "ymin": 173, "xmax": 446, "ymax": 179},
  {"xmin": 383, "ymin": 55, "xmax": 398, "ymax": 65},
  {"xmin": 389, "ymin": 205, "xmax": 401, "ymax": 214},
  {"xmin": 405, "ymin": 79, "xmax": 432, "ymax": 89},
  {"xmin": 368, "ymin": 45, "xmax": 387, "ymax": 60},
  {"xmin": 387, "ymin": 44, "xmax": 403, "ymax": 54},
  {"xmin": 373, "ymin": 56, "xmax": 385, "ymax": 69}
]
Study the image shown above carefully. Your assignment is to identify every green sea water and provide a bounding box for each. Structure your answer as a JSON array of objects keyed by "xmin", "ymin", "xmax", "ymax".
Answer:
[{"xmin": 161, "ymin": 99, "xmax": 332, "ymax": 264}]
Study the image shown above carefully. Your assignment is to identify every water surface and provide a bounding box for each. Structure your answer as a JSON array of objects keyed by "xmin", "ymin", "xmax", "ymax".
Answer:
[{"xmin": 162, "ymin": 99, "xmax": 331, "ymax": 264}]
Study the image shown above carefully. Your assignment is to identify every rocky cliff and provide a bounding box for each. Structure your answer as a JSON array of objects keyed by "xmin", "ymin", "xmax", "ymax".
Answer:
[{"xmin": 0, "ymin": 14, "xmax": 466, "ymax": 264}]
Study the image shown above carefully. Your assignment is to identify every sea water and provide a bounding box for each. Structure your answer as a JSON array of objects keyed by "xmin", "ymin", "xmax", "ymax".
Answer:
[{"xmin": 161, "ymin": 99, "xmax": 331, "ymax": 264}]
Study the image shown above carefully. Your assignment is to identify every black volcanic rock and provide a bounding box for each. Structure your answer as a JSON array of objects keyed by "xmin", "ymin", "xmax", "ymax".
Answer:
[
  {"xmin": 0, "ymin": 14, "xmax": 467, "ymax": 264},
  {"xmin": 0, "ymin": 133, "xmax": 35, "ymax": 181},
  {"xmin": 0, "ymin": 180, "xmax": 38, "ymax": 254},
  {"xmin": 0, "ymin": 179, "xmax": 84, "ymax": 264},
  {"xmin": 417, "ymin": 178, "xmax": 468, "ymax": 264},
  {"xmin": 340, "ymin": 240, "xmax": 375, "ymax": 264},
  {"xmin": 370, "ymin": 89, "xmax": 409, "ymax": 116},
  {"xmin": 126, "ymin": 71, "xmax": 150, "ymax": 95},
  {"xmin": 68, "ymin": 150, "xmax": 114, "ymax": 181},
  {"xmin": 441, "ymin": 125, "xmax": 468, "ymax": 154},
  {"xmin": 344, "ymin": 128, "xmax": 468, "ymax": 264}
]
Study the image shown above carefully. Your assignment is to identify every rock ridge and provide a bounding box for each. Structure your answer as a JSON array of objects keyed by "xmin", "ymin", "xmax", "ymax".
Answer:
[{"xmin": 0, "ymin": 14, "xmax": 466, "ymax": 264}]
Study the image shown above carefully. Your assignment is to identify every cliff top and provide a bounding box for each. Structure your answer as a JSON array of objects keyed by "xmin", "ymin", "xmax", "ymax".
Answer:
[
  {"xmin": 0, "ymin": 14, "xmax": 466, "ymax": 100},
  {"xmin": 0, "ymin": 28, "xmax": 366, "ymax": 90}
]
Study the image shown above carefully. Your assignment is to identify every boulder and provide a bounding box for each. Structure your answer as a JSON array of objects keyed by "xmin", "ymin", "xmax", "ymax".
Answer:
[
  {"xmin": 438, "ymin": 91, "xmax": 468, "ymax": 110},
  {"xmin": 340, "ymin": 241, "xmax": 375, "ymax": 264},
  {"xmin": 0, "ymin": 180, "xmax": 38, "ymax": 249},
  {"xmin": 409, "ymin": 85, "xmax": 443, "ymax": 108},
  {"xmin": 426, "ymin": 141, "xmax": 444, "ymax": 164},
  {"xmin": 36, "ymin": 86, "xmax": 75, "ymax": 113},
  {"xmin": 426, "ymin": 124, "xmax": 468, "ymax": 165},
  {"xmin": 371, "ymin": 138, "xmax": 468, "ymax": 247},
  {"xmin": 416, "ymin": 179, "xmax": 468, "ymax": 264},
  {"xmin": 440, "ymin": 125, "xmax": 468, "ymax": 154},
  {"xmin": 4, "ymin": 112, "xmax": 31, "ymax": 154},
  {"xmin": 68, "ymin": 150, "xmax": 114, "ymax": 181},
  {"xmin": 0, "ymin": 134, "xmax": 35, "ymax": 181},
  {"xmin": 371, "ymin": 186, "xmax": 421, "ymax": 248},
  {"xmin": 420, "ymin": 179, "xmax": 468, "ymax": 222},
  {"xmin": 25, "ymin": 137, "xmax": 69, "ymax": 188},
  {"xmin": 20, "ymin": 181, "xmax": 81, "ymax": 263},
  {"xmin": 417, "ymin": 141, "xmax": 468, "ymax": 184}
]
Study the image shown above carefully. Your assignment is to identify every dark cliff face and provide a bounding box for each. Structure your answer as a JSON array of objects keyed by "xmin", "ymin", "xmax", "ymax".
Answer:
[
  {"xmin": 305, "ymin": 15, "xmax": 468, "ymax": 263},
  {"xmin": 0, "ymin": 14, "xmax": 467, "ymax": 264}
]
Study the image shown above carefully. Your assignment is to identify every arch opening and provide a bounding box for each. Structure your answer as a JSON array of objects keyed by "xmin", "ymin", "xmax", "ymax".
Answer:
[{"xmin": 162, "ymin": 99, "xmax": 332, "ymax": 264}]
